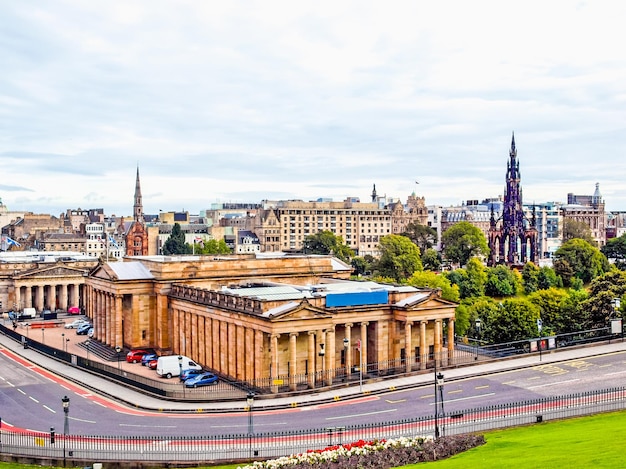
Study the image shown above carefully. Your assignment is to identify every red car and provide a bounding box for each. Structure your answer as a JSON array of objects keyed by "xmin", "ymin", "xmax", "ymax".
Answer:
[
  {"xmin": 148, "ymin": 359, "xmax": 158, "ymax": 370},
  {"xmin": 126, "ymin": 349, "xmax": 148, "ymax": 363}
]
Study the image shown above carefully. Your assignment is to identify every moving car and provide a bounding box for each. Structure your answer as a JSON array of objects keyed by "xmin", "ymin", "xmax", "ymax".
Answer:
[
  {"xmin": 141, "ymin": 353, "xmax": 158, "ymax": 366},
  {"xmin": 65, "ymin": 319, "xmax": 88, "ymax": 329},
  {"xmin": 126, "ymin": 349, "xmax": 149, "ymax": 363},
  {"xmin": 184, "ymin": 372, "xmax": 218, "ymax": 388},
  {"xmin": 76, "ymin": 323, "xmax": 92, "ymax": 335},
  {"xmin": 179, "ymin": 368, "xmax": 204, "ymax": 382}
]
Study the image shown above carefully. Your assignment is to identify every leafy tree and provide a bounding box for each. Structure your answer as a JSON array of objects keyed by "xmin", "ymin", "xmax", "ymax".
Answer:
[
  {"xmin": 553, "ymin": 238, "xmax": 610, "ymax": 286},
  {"xmin": 465, "ymin": 257, "xmax": 487, "ymax": 298},
  {"xmin": 581, "ymin": 271, "xmax": 626, "ymax": 329},
  {"xmin": 521, "ymin": 262, "xmax": 540, "ymax": 294},
  {"xmin": 538, "ymin": 266, "xmax": 562, "ymax": 290},
  {"xmin": 421, "ymin": 248, "xmax": 442, "ymax": 272},
  {"xmin": 442, "ymin": 221, "xmax": 490, "ymax": 267},
  {"xmin": 560, "ymin": 288, "xmax": 590, "ymax": 333},
  {"xmin": 374, "ymin": 234, "xmax": 423, "ymax": 282},
  {"xmin": 482, "ymin": 298, "xmax": 541, "ymax": 344},
  {"xmin": 485, "ymin": 265, "xmax": 522, "ymax": 297},
  {"xmin": 406, "ymin": 270, "xmax": 460, "ymax": 303},
  {"xmin": 402, "ymin": 222, "xmax": 437, "ymax": 254},
  {"xmin": 162, "ymin": 223, "xmax": 192, "ymax": 255},
  {"xmin": 194, "ymin": 239, "xmax": 231, "ymax": 255},
  {"xmin": 455, "ymin": 296, "xmax": 500, "ymax": 339},
  {"xmin": 303, "ymin": 230, "xmax": 353, "ymax": 262},
  {"xmin": 528, "ymin": 288, "xmax": 568, "ymax": 333},
  {"xmin": 562, "ymin": 219, "xmax": 596, "ymax": 245},
  {"xmin": 351, "ymin": 256, "xmax": 369, "ymax": 276},
  {"xmin": 602, "ymin": 233, "xmax": 626, "ymax": 270}
]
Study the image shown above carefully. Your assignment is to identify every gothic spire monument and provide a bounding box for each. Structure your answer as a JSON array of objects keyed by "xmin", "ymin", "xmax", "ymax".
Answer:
[
  {"xmin": 133, "ymin": 166, "xmax": 144, "ymax": 224},
  {"xmin": 487, "ymin": 133, "xmax": 538, "ymax": 266}
]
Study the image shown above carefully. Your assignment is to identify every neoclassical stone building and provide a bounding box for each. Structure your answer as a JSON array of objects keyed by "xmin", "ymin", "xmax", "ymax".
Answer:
[
  {"xmin": 0, "ymin": 251, "xmax": 98, "ymax": 313},
  {"xmin": 86, "ymin": 254, "xmax": 457, "ymax": 391}
]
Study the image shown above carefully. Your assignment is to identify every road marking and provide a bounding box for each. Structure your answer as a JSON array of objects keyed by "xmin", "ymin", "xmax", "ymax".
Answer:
[
  {"xmin": 385, "ymin": 398, "xmax": 406, "ymax": 403},
  {"xmin": 528, "ymin": 376, "xmax": 541, "ymax": 381},
  {"xmin": 29, "ymin": 396, "xmax": 39, "ymax": 403},
  {"xmin": 475, "ymin": 385, "xmax": 489, "ymax": 390},
  {"xmin": 420, "ymin": 394, "xmax": 435, "ymax": 399},
  {"xmin": 502, "ymin": 381, "xmax": 516, "ymax": 385},
  {"xmin": 70, "ymin": 416, "xmax": 96, "ymax": 424},
  {"xmin": 43, "ymin": 405, "xmax": 56, "ymax": 413},
  {"xmin": 604, "ymin": 370, "xmax": 626, "ymax": 376},
  {"xmin": 120, "ymin": 424, "xmax": 178, "ymax": 428},
  {"xmin": 429, "ymin": 392, "xmax": 495, "ymax": 405},
  {"xmin": 448, "ymin": 390, "xmax": 463, "ymax": 394},
  {"xmin": 528, "ymin": 378, "xmax": 580, "ymax": 389},
  {"xmin": 17, "ymin": 388, "xmax": 26, "ymax": 394},
  {"xmin": 326, "ymin": 409, "xmax": 397, "ymax": 420}
]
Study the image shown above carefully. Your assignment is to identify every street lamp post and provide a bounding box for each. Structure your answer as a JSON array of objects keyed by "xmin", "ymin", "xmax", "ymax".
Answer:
[
  {"xmin": 61, "ymin": 395, "xmax": 70, "ymax": 466},
  {"xmin": 343, "ymin": 337, "xmax": 349, "ymax": 381},
  {"xmin": 61, "ymin": 333, "xmax": 65, "ymax": 353},
  {"xmin": 115, "ymin": 346, "xmax": 122, "ymax": 371},
  {"xmin": 318, "ymin": 343, "xmax": 325, "ymax": 386},
  {"xmin": 474, "ymin": 318, "xmax": 481, "ymax": 361},
  {"xmin": 246, "ymin": 391, "xmax": 255, "ymax": 459},
  {"xmin": 537, "ymin": 319, "xmax": 543, "ymax": 362},
  {"xmin": 358, "ymin": 339, "xmax": 363, "ymax": 393},
  {"xmin": 85, "ymin": 339, "xmax": 90, "ymax": 365},
  {"xmin": 178, "ymin": 356, "xmax": 184, "ymax": 398},
  {"xmin": 612, "ymin": 298, "xmax": 622, "ymax": 341}
]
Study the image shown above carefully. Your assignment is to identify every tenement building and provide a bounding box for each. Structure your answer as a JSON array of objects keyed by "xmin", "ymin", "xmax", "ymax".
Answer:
[{"xmin": 86, "ymin": 254, "xmax": 457, "ymax": 393}]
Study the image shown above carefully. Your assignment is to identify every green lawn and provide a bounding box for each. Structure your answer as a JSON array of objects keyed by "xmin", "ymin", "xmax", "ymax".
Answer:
[{"xmin": 2, "ymin": 411, "xmax": 625, "ymax": 469}]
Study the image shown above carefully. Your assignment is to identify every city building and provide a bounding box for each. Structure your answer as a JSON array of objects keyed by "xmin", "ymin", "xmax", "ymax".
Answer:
[
  {"xmin": 562, "ymin": 183, "xmax": 607, "ymax": 247},
  {"xmin": 85, "ymin": 254, "xmax": 457, "ymax": 392}
]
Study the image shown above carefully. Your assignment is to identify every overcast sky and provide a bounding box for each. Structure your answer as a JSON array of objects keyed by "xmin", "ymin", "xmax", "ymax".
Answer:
[{"xmin": 1, "ymin": 1, "xmax": 625, "ymax": 217}]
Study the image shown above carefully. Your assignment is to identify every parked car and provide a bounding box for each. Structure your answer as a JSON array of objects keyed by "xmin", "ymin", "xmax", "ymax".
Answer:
[
  {"xmin": 65, "ymin": 319, "xmax": 88, "ymax": 329},
  {"xmin": 141, "ymin": 353, "xmax": 158, "ymax": 366},
  {"xmin": 67, "ymin": 306, "xmax": 81, "ymax": 315},
  {"xmin": 148, "ymin": 359, "xmax": 158, "ymax": 370},
  {"xmin": 87, "ymin": 327, "xmax": 94, "ymax": 338},
  {"xmin": 126, "ymin": 349, "xmax": 149, "ymax": 363},
  {"xmin": 184, "ymin": 372, "xmax": 218, "ymax": 388},
  {"xmin": 76, "ymin": 323, "xmax": 92, "ymax": 335},
  {"xmin": 179, "ymin": 368, "xmax": 204, "ymax": 382}
]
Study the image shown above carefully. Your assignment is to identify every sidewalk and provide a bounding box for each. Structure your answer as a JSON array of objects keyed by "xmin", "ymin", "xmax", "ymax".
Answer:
[{"xmin": 2, "ymin": 323, "xmax": 626, "ymax": 413}]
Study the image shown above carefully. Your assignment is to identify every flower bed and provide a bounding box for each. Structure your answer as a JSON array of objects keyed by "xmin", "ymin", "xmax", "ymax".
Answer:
[{"xmin": 238, "ymin": 434, "xmax": 486, "ymax": 469}]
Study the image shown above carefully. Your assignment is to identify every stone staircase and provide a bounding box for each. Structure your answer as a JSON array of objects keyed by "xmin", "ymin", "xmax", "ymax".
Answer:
[{"xmin": 77, "ymin": 339, "xmax": 126, "ymax": 362}]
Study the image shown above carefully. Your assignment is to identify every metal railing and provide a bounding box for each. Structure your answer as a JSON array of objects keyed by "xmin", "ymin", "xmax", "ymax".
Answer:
[{"xmin": 2, "ymin": 387, "xmax": 626, "ymax": 464}]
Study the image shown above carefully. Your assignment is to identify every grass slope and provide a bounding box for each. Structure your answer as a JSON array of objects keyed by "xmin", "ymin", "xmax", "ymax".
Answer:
[{"xmin": 400, "ymin": 410, "xmax": 626, "ymax": 469}]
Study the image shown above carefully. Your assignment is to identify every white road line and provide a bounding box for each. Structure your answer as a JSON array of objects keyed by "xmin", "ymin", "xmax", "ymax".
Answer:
[
  {"xmin": 604, "ymin": 370, "xmax": 626, "ymax": 376},
  {"xmin": 29, "ymin": 396, "xmax": 39, "ymax": 403},
  {"xmin": 17, "ymin": 388, "xmax": 25, "ymax": 394},
  {"xmin": 119, "ymin": 424, "xmax": 178, "ymax": 428},
  {"xmin": 429, "ymin": 392, "xmax": 495, "ymax": 405},
  {"xmin": 528, "ymin": 378, "xmax": 580, "ymax": 389},
  {"xmin": 326, "ymin": 409, "xmax": 397, "ymax": 420},
  {"xmin": 69, "ymin": 417, "xmax": 96, "ymax": 424},
  {"xmin": 43, "ymin": 405, "xmax": 56, "ymax": 413}
]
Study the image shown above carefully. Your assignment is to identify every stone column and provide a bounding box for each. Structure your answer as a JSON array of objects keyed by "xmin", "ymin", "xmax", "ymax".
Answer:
[
  {"xmin": 14, "ymin": 285, "xmax": 21, "ymax": 310},
  {"xmin": 420, "ymin": 320, "xmax": 427, "ymax": 370},
  {"xmin": 448, "ymin": 318, "xmax": 455, "ymax": 360},
  {"xmin": 318, "ymin": 330, "xmax": 326, "ymax": 387},
  {"xmin": 325, "ymin": 327, "xmax": 335, "ymax": 386},
  {"xmin": 106, "ymin": 293, "xmax": 112, "ymax": 345},
  {"xmin": 236, "ymin": 324, "xmax": 244, "ymax": 381},
  {"xmin": 360, "ymin": 322, "xmax": 368, "ymax": 375},
  {"xmin": 344, "ymin": 323, "xmax": 353, "ymax": 378},
  {"xmin": 435, "ymin": 319, "xmax": 442, "ymax": 367},
  {"xmin": 36, "ymin": 286, "xmax": 44, "ymax": 312},
  {"xmin": 72, "ymin": 284, "xmax": 79, "ymax": 309},
  {"xmin": 49, "ymin": 284, "xmax": 57, "ymax": 311},
  {"xmin": 271, "ymin": 334, "xmax": 280, "ymax": 393},
  {"xmin": 405, "ymin": 321, "xmax": 413, "ymax": 373},
  {"xmin": 205, "ymin": 318, "xmax": 213, "ymax": 369},
  {"xmin": 254, "ymin": 329, "xmax": 263, "ymax": 384},
  {"xmin": 307, "ymin": 331, "xmax": 316, "ymax": 389},
  {"xmin": 172, "ymin": 308, "xmax": 180, "ymax": 353},
  {"xmin": 289, "ymin": 332, "xmax": 298, "ymax": 391},
  {"xmin": 26, "ymin": 286, "xmax": 33, "ymax": 308},
  {"xmin": 59, "ymin": 284, "xmax": 68, "ymax": 311}
]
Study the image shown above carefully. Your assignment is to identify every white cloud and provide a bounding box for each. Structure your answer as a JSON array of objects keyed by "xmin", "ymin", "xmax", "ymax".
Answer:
[{"xmin": 1, "ymin": 0, "xmax": 625, "ymax": 216}]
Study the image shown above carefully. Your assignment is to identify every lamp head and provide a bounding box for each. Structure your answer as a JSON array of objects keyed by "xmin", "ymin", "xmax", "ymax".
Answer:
[
  {"xmin": 61, "ymin": 395, "xmax": 70, "ymax": 410},
  {"xmin": 246, "ymin": 391, "xmax": 255, "ymax": 406}
]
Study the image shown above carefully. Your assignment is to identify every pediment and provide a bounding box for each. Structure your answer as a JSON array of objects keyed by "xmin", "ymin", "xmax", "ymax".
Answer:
[
  {"xmin": 16, "ymin": 265, "xmax": 88, "ymax": 279},
  {"xmin": 91, "ymin": 264, "xmax": 115, "ymax": 281},
  {"xmin": 267, "ymin": 300, "xmax": 333, "ymax": 322}
]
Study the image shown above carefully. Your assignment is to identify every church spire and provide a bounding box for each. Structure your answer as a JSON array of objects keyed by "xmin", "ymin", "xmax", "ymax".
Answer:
[
  {"xmin": 133, "ymin": 166, "xmax": 144, "ymax": 223},
  {"xmin": 371, "ymin": 183, "xmax": 377, "ymax": 203}
]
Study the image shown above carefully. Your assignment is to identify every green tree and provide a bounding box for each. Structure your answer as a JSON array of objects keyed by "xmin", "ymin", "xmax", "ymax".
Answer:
[
  {"xmin": 162, "ymin": 223, "xmax": 192, "ymax": 255},
  {"xmin": 406, "ymin": 270, "xmax": 460, "ymax": 303},
  {"xmin": 538, "ymin": 266, "xmax": 562, "ymax": 290},
  {"xmin": 521, "ymin": 262, "xmax": 540, "ymax": 294},
  {"xmin": 402, "ymin": 222, "xmax": 437, "ymax": 254},
  {"xmin": 374, "ymin": 234, "xmax": 423, "ymax": 282},
  {"xmin": 482, "ymin": 298, "xmax": 541, "ymax": 344},
  {"xmin": 465, "ymin": 257, "xmax": 487, "ymax": 297},
  {"xmin": 602, "ymin": 233, "xmax": 626, "ymax": 270},
  {"xmin": 485, "ymin": 265, "xmax": 522, "ymax": 297},
  {"xmin": 303, "ymin": 230, "xmax": 353, "ymax": 262},
  {"xmin": 442, "ymin": 221, "xmax": 490, "ymax": 267},
  {"xmin": 421, "ymin": 248, "xmax": 442, "ymax": 271},
  {"xmin": 455, "ymin": 296, "xmax": 500, "ymax": 339},
  {"xmin": 194, "ymin": 238, "xmax": 231, "ymax": 255},
  {"xmin": 528, "ymin": 288, "xmax": 568, "ymax": 333},
  {"xmin": 553, "ymin": 238, "xmax": 610, "ymax": 286},
  {"xmin": 581, "ymin": 271, "xmax": 626, "ymax": 329},
  {"xmin": 560, "ymin": 288, "xmax": 590, "ymax": 333},
  {"xmin": 562, "ymin": 219, "xmax": 596, "ymax": 245}
]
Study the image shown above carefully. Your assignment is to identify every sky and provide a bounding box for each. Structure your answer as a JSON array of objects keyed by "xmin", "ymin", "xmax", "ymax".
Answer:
[{"xmin": 1, "ymin": 0, "xmax": 625, "ymax": 217}]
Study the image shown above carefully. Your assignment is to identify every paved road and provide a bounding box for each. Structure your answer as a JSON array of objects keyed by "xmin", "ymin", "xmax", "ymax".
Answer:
[{"xmin": 2, "ymin": 325, "xmax": 626, "ymax": 437}]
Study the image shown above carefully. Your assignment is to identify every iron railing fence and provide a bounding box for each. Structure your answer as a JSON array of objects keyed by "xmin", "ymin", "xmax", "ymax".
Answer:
[
  {"xmin": 2, "ymin": 387, "xmax": 626, "ymax": 464},
  {"xmin": 1, "ymin": 323, "xmax": 623, "ymax": 400}
]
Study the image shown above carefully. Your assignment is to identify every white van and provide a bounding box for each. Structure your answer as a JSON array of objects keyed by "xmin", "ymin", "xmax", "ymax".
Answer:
[
  {"xmin": 20, "ymin": 308, "xmax": 37, "ymax": 319},
  {"xmin": 156, "ymin": 355, "xmax": 202, "ymax": 378}
]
